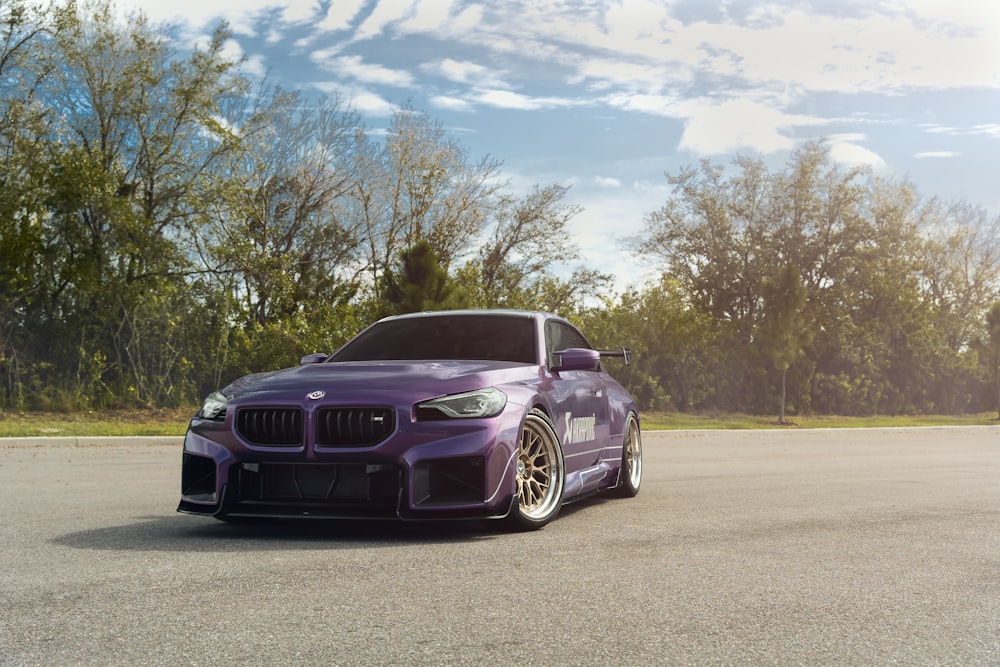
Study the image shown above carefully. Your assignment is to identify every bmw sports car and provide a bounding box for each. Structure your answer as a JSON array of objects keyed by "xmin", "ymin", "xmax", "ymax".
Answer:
[{"xmin": 178, "ymin": 309, "xmax": 642, "ymax": 529}]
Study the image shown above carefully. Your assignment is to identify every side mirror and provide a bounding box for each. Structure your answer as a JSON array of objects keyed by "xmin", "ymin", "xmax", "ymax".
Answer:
[
  {"xmin": 551, "ymin": 348, "xmax": 600, "ymax": 372},
  {"xmin": 299, "ymin": 353, "xmax": 329, "ymax": 365}
]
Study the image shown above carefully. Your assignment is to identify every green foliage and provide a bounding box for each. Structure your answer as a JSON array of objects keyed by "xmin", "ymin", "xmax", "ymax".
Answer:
[
  {"xmin": 758, "ymin": 263, "xmax": 810, "ymax": 422},
  {"xmin": 758, "ymin": 264, "xmax": 809, "ymax": 372},
  {"xmin": 379, "ymin": 240, "xmax": 468, "ymax": 317},
  {"xmin": 633, "ymin": 142, "xmax": 1000, "ymax": 416},
  {"xmin": 579, "ymin": 279, "xmax": 720, "ymax": 412},
  {"xmin": 1, "ymin": 3, "xmax": 997, "ymax": 417},
  {"xmin": 987, "ymin": 301, "xmax": 1000, "ymax": 418}
]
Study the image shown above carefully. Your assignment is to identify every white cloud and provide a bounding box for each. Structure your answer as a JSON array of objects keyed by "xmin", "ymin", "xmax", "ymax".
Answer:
[
  {"xmin": 594, "ymin": 176, "xmax": 623, "ymax": 188},
  {"xmin": 473, "ymin": 90, "xmax": 577, "ymax": 111},
  {"xmin": 240, "ymin": 53, "xmax": 269, "ymax": 79},
  {"xmin": 400, "ymin": 0, "xmax": 457, "ymax": 32},
  {"xmin": 317, "ymin": 0, "xmax": 367, "ymax": 32},
  {"xmin": 825, "ymin": 133, "xmax": 885, "ymax": 168},
  {"xmin": 430, "ymin": 95, "xmax": 475, "ymax": 113},
  {"xmin": 601, "ymin": 93, "xmax": 679, "ymax": 116},
  {"xmin": 312, "ymin": 82, "xmax": 395, "ymax": 116},
  {"xmin": 422, "ymin": 59, "xmax": 510, "ymax": 88},
  {"xmin": 632, "ymin": 179, "xmax": 671, "ymax": 196},
  {"xmin": 353, "ymin": 0, "xmax": 416, "ymax": 41},
  {"xmin": 921, "ymin": 124, "xmax": 960, "ymax": 135},
  {"xmin": 451, "ymin": 4, "xmax": 485, "ymax": 32},
  {"xmin": 972, "ymin": 124, "xmax": 1000, "ymax": 139},
  {"xmin": 828, "ymin": 141, "xmax": 885, "ymax": 168},
  {"xmin": 115, "ymin": 0, "xmax": 999, "ymax": 222},
  {"xmin": 603, "ymin": 0, "xmax": 677, "ymax": 42},
  {"xmin": 317, "ymin": 55, "xmax": 414, "ymax": 88},
  {"xmin": 122, "ymin": 0, "xmax": 323, "ymax": 35},
  {"xmin": 349, "ymin": 91, "xmax": 397, "ymax": 116},
  {"xmin": 609, "ymin": 5, "xmax": 997, "ymax": 93},
  {"xmin": 124, "ymin": 0, "xmax": 1000, "ymax": 96},
  {"xmin": 271, "ymin": 1, "xmax": 321, "ymax": 24},
  {"xmin": 674, "ymin": 98, "xmax": 825, "ymax": 155},
  {"xmin": 915, "ymin": 151, "xmax": 959, "ymax": 159},
  {"xmin": 309, "ymin": 45, "xmax": 345, "ymax": 62},
  {"xmin": 570, "ymin": 58, "xmax": 692, "ymax": 94}
]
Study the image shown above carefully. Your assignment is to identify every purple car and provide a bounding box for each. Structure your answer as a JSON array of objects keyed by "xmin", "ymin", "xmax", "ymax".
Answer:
[{"xmin": 178, "ymin": 309, "xmax": 642, "ymax": 529}]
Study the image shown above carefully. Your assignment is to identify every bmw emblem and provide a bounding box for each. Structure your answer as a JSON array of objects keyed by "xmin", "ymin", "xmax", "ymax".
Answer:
[{"xmin": 307, "ymin": 390, "xmax": 325, "ymax": 400}]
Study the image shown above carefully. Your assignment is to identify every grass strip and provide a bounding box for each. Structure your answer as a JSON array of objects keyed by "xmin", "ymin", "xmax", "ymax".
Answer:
[{"xmin": 0, "ymin": 408, "xmax": 996, "ymax": 437}]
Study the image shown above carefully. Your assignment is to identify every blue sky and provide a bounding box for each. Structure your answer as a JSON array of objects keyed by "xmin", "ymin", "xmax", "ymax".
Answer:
[{"xmin": 119, "ymin": 0, "xmax": 1000, "ymax": 287}]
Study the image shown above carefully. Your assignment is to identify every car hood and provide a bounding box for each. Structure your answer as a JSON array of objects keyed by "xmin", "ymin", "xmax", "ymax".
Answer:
[{"xmin": 221, "ymin": 360, "xmax": 541, "ymax": 406}]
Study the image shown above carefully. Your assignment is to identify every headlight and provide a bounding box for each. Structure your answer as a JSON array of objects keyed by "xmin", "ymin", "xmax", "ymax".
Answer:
[
  {"xmin": 417, "ymin": 387, "xmax": 507, "ymax": 419},
  {"xmin": 198, "ymin": 391, "xmax": 228, "ymax": 420}
]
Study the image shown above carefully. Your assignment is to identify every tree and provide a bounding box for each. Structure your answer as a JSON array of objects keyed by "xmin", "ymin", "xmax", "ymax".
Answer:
[
  {"xmin": 187, "ymin": 82, "xmax": 373, "ymax": 376},
  {"xmin": 38, "ymin": 0, "xmax": 245, "ymax": 406},
  {"xmin": 0, "ymin": 0, "xmax": 247, "ymax": 407},
  {"xmin": 636, "ymin": 155, "xmax": 773, "ymax": 336},
  {"xmin": 207, "ymin": 85, "xmax": 362, "ymax": 321},
  {"xmin": 459, "ymin": 183, "xmax": 610, "ymax": 313},
  {"xmin": 477, "ymin": 184, "xmax": 581, "ymax": 299},
  {"xmin": 380, "ymin": 240, "xmax": 465, "ymax": 316},
  {"xmin": 632, "ymin": 140, "xmax": 994, "ymax": 415},
  {"xmin": 987, "ymin": 302, "xmax": 1000, "ymax": 419},
  {"xmin": 634, "ymin": 154, "xmax": 778, "ymax": 410},
  {"xmin": 580, "ymin": 278, "xmax": 719, "ymax": 412},
  {"xmin": 0, "ymin": 0, "xmax": 53, "ymax": 407},
  {"xmin": 915, "ymin": 201, "xmax": 1000, "ymax": 412},
  {"xmin": 350, "ymin": 104, "xmax": 503, "ymax": 293},
  {"xmin": 758, "ymin": 264, "xmax": 810, "ymax": 423}
]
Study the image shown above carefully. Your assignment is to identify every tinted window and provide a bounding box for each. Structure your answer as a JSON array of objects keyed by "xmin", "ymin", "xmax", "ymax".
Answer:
[{"xmin": 330, "ymin": 315, "xmax": 537, "ymax": 363}]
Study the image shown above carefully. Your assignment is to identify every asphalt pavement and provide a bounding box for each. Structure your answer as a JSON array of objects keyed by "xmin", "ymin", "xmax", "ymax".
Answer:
[{"xmin": 1, "ymin": 427, "xmax": 998, "ymax": 665}]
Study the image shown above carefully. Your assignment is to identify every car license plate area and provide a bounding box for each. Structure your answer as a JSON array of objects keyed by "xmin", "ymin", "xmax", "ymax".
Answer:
[{"xmin": 234, "ymin": 462, "xmax": 399, "ymax": 504}]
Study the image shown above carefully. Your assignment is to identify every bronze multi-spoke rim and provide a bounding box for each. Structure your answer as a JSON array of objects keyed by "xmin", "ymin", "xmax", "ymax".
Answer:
[
  {"xmin": 516, "ymin": 413, "xmax": 563, "ymax": 521},
  {"xmin": 623, "ymin": 414, "xmax": 642, "ymax": 490}
]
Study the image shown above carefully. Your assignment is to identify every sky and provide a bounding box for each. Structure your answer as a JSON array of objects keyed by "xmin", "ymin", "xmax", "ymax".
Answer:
[{"xmin": 117, "ymin": 0, "xmax": 1000, "ymax": 288}]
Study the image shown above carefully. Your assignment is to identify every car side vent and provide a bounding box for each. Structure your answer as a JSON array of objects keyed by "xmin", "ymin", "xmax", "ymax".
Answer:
[
  {"xmin": 316, "ymin": 407, "xmax": 395, "ymax": 447},
  {"xmin": 235, "ymin": 408, "xmax": 304, "ymax": 447}
]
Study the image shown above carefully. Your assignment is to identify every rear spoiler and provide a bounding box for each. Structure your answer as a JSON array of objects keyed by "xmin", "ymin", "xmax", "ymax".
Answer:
[{"xmin": 598, "ymin": 347, "xmax": 632, "ymax": 366}]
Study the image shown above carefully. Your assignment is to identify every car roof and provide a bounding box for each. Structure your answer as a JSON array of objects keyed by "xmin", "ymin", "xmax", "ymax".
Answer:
[
  {"xmin": 377, "ymin": 309, "xmax": 580, "ymax": 330},
  {"xmin": 380, "ymin": 309, "xmax": 550, "ymax": 321}
]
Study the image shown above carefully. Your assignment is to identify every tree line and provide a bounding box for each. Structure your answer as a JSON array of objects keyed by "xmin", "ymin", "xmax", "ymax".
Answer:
[
  {"xmin": 2, "ymin": 0, "xmax": 999, "ymax": 417},
  {"xmin": 582, "ymin": 150, "xmax": 1000, "ymax": 417}
]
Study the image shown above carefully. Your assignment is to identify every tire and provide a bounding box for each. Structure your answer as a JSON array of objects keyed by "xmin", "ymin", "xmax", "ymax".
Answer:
[
  {"xmin": 509, "ymin": 409, "xmax": 565, "ymax": 530},
  {"xmin": 614, "ymin": 412, "xmax": 642, "ymax": 497}
]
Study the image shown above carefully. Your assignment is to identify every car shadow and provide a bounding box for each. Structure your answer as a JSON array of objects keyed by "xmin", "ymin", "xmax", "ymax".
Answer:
[
  {"xmin": 52, "ymin": 513, "xmax": 503, "ymax": 553},
  {"xmin": 52, "ymin": 493, "xmax": 618, "ymax": 553}
]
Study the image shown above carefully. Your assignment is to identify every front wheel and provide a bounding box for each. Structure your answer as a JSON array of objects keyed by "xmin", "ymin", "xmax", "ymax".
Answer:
[
  {"xmin": 614, "ymin": 412, "xmax": 642, "ymax": 497},
  {"xmin": 509, "ymin": 409, "xmax": 565, "ymax": 530}
]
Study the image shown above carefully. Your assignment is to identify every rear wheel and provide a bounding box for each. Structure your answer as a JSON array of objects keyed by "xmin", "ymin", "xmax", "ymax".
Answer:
[
  {"xmin": 614, "ymin": 412, "xmax": 642, "ymax": 497},
  {"xmin": 509, "ymin": 409, "xmax": 565, "ymax": 530}
]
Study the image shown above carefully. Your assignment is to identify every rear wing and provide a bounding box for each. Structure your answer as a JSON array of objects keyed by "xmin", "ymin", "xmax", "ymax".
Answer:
[{"xmin": 598, "ymin": 347, "xmax": 632, "ymax": 366}]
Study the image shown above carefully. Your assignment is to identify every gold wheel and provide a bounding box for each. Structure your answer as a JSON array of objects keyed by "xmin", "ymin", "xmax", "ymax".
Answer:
[
  {"xmin": 512, "ymin": 410, "xmax": 564, "ymax": 528},
  {"xmin": 616, "ymin": 412, "xmax": 642, "ymax": 497}
]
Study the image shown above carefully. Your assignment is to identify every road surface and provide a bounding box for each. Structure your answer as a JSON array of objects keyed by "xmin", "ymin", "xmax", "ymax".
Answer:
[{"xmin": 1, "ymin": 427, "xmax": 997, "ymax": 665}]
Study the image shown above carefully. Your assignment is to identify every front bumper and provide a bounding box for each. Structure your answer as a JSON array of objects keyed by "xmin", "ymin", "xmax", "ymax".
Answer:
[{"xmin": 177, "ymin": 403, "xmax": 524, "ymax": 521}]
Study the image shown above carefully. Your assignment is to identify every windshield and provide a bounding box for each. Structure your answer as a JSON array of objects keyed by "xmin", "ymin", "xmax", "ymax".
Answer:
[{"xmin": 329, "ymin": 314, "xmax": 537, "ymax": 364}]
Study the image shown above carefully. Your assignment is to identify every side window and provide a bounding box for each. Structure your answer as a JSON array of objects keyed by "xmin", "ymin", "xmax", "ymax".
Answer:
[{"xmin": 545, "ymin": 321, "xmax": 593, "ymax": 368}]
